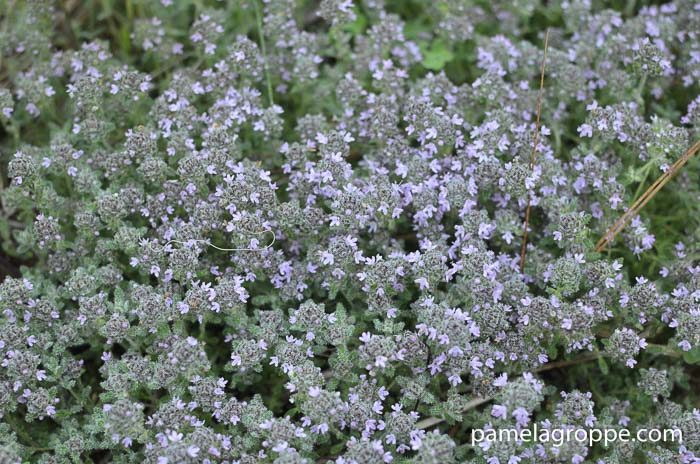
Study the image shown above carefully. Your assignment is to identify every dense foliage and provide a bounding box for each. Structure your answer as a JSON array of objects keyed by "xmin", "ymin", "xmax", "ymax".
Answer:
[{"xmin": 0, "ymin": 0, "xmax": 699, "ymax": 463}]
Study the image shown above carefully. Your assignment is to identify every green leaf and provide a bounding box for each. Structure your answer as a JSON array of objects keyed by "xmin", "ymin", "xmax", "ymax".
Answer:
[
  {"xmin": 597, "ymin": 356, "xmax": 609, "ymax": 375},
  {"xmin": 329, "ymin": 442, "xmax": 346, "ymax": 454},
  {"xmin": 646, "ymin": 344, "xmax": 667, "ymax": 355},
  {"xmin": 343, "ymin": 10, "xmax": 367, "ymax": 36},
  {"xmin": 682, "ymin": 346, "xmax": 700, "ymax": 364},
  {"xmin": 0, "ymin": 219, "xmax": 9, "ymax": 241},
  {"xmin": 421, "ymin": 41, "xmax": 454, "ymax": 71}
]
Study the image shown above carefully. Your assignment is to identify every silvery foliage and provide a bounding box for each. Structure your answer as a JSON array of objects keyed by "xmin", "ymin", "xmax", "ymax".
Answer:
[{"xmin": 0, "ymin": 0, "xmax": 699, "ymax": 463}]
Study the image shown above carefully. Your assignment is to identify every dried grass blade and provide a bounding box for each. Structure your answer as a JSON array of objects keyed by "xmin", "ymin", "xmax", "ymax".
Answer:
[
  {"xmin": 519, "ymin": 29, "xmax": 550, "ymax": 272},
  {"xmin": 595, "ymin": 138, "xmax": 700, "ymax": 252}
]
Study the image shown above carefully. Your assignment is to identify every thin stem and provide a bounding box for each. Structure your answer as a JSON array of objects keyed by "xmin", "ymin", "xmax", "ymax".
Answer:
[
  {"xmin": 415, "ymin": 350, "xmax": 602, "ymax": 430},
  {"xmin": 646, "ymin": 343, "xmax": 682, "ymax": 358},
  {"xmin": 415, "ymin": 397, "xmax": 492, "ymax": 429},
  {"xmin": 635, "ymin": 73, "xmax": 647, "ymax": 106},
  {"xmin": 534, "ymin": 351, "xmax": 601, "ymax": 372},
  {"xmin": 519, "ymin": 29, "xmax": 550, "ymax": 273},
  {"xmin": 633, "ymin": 162, "xmax": 651, "ymax": 200}
]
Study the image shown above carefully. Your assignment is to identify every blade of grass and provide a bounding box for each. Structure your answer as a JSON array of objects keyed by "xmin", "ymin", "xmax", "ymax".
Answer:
[{"xmin": 251, "ymin": 0, "xmax": 274, "ymax": 107}]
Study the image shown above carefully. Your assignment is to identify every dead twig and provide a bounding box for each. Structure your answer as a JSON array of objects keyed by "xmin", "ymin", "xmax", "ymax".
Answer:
[
  {"xmin": 595, "ymin": 138, "xmax": 700, "ymax": 253},
  {"xmin": 519, "ymin": 29, "xmax": 550, "ymax": 272}
]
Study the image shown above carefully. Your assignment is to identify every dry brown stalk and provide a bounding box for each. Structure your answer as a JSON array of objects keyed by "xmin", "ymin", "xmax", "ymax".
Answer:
[
  {"xmin": 519, "ymin": 29, "xmax": 550, "ymax": 272},
  {"xmin": 595, "ymin": 138, "xmax": 700, "ymax": 253}
]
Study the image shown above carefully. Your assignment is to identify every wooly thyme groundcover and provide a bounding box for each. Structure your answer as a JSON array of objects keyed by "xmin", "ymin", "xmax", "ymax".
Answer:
[{"xmin": 0, "ymin": 0, "xmax": 699, "ymax": 462}]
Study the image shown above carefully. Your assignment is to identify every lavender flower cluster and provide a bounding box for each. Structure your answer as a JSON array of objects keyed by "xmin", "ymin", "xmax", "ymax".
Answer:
[{"xmin": 0, "ymin": 0, "xmax": 699, "ymax": 463}]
